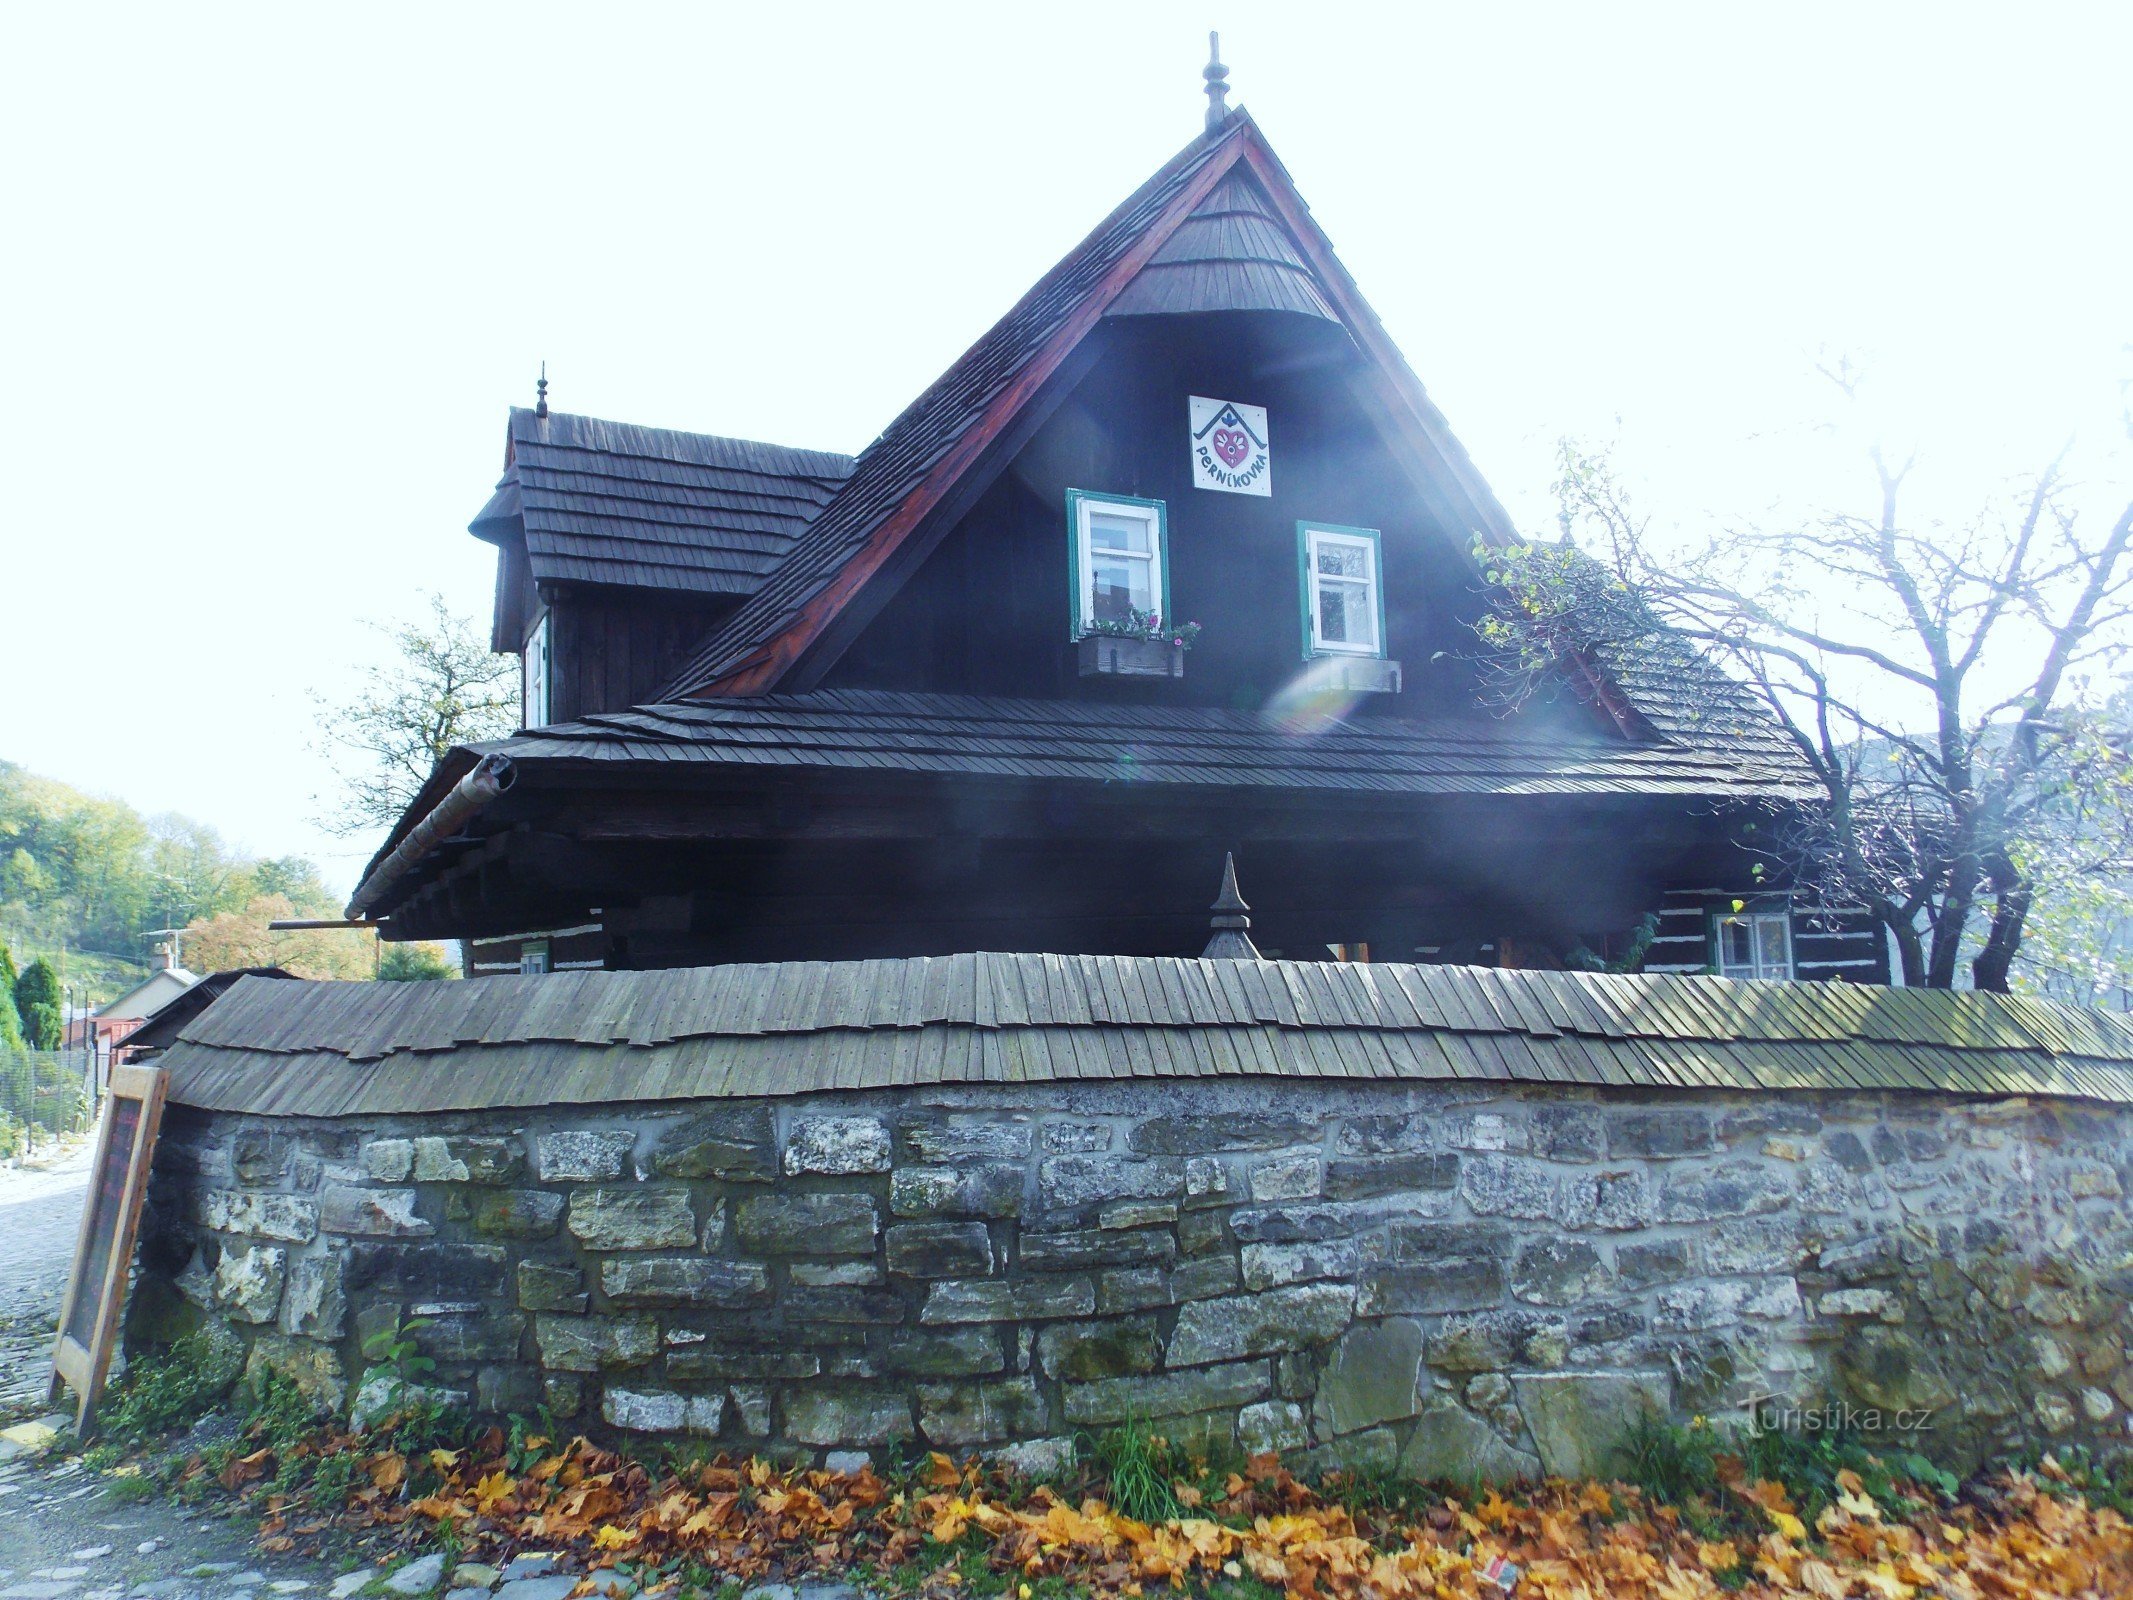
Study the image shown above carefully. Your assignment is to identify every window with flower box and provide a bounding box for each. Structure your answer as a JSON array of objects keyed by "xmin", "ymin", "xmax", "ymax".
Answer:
[{"xmin": 1066, "ymin": 491, "xmax": 1169, "ymax": 638}]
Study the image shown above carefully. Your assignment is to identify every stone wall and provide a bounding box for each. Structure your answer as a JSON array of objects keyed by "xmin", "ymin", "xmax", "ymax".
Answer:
[{"xmin": 131, "ymin": 1081, "xmax": 2133, "ymax": 1475}]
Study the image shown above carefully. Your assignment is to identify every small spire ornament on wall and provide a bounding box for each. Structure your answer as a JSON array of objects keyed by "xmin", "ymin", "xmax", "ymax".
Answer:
[
  {"xmin": 1203, "ymin": 32, "xmax": 1231, "ymax": 132},
  {"xmin": 1201, "ymin": 852, "xmax": 1261, "ymax": 960},
  {"xmin": 535, "ymin": 360, "xmax": 550, "ymax": 419}
]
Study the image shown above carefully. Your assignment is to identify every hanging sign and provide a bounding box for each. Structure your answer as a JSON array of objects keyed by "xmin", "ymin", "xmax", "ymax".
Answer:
[{"xmin": 1188, "ymin": 396, "xmax": 1272, "ymax": 496}]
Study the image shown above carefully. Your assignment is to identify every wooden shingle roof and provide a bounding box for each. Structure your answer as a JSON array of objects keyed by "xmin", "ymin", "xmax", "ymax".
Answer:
[
  {"xmin": 473, "ymin": 408, "xmax": 853, "ymax": 596},
  {"xmin": 157, "ymin": 957, "xmax": 2133, "ymax": 1117},
  {"xmin": 1105, "ymin": 170, "xmax": 1340, "ymax": 321},
  {"xmin": 654, "ymin": 111, "xmax": 1524, "ymax": 700},
  {"xmin": 655, "ymin": 121, "xmax": 1255, "ymax": 696},
  {"xmin": 469, "ymin": 687, "xmax": 1818, "ymax": 801}
]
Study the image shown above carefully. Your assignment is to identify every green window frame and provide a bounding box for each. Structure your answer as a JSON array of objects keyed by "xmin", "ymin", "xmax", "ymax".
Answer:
[
  {"xmin": 1065, "ymin": 489, "xmax": 1171, "ymax": 639},
  {"xmin": 1297, "ymin": 522, "xmax": 1388, "ymax": 659}
]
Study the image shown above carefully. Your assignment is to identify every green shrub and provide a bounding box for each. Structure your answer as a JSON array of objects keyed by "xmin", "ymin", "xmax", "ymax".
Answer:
[
  {"xmin": 309, "ymin": 1451, "xmax": 362, "ymax": 1509},
  {"xmin": 242, "ymin": 1365, "xmax": 321, "ymax": 1451},
  {"xmin": 105, "ymin": 1330, "xmax": 242, "ymax": 1439},
  {"xmin": 1739, "ymin": 1421, "xmax": 1954, "ymax": 1523},
  {"xmin": 2019, "ymin": 1444, "xmax": 2133, "ymax": 1520}
]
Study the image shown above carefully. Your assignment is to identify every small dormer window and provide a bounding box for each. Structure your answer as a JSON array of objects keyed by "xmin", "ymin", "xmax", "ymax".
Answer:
[
  {"xmin": 1067, "ymin": 491, "xmax": 1168, "ymax": 637},
  {"xmin": 522, "ymin": 612, "xmax": 552, "ymax": 728},
  {"xmin": 1300, "ymin": 524, "xmax": 1385, "ymax": 657},
  {"xmin": 519, "ymin": 938, "xmax": 551, "ymax": 975}
]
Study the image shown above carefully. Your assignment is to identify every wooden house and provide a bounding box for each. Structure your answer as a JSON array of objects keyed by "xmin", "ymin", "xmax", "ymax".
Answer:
[{"xmin": 352, "ymin": 94, "xmax": 1884, "ymax": 985}]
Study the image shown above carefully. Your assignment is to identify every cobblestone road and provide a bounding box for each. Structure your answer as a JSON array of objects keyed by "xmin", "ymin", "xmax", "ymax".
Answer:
[
  {"xmin": 0, "ymin": 1150, "xmax": 90, "ymax": 1422},
  {"xmin": 0, "ymin": 1148, "xmax": 399, "ymax": 1600}
]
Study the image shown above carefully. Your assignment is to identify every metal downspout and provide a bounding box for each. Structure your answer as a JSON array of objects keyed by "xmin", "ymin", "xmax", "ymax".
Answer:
[{"xmin": 344, "ymin": 753, "xmax": 517, "ymax": 921}]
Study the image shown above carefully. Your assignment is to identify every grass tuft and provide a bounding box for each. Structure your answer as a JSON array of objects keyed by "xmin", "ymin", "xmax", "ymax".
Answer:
[
  {"xmin": 1092, "ymin": 1420, "xmax": 1183, "ymax": 1524},
  {"xmin": 1614, "ymin": 1411, "xmax": 1723, "ymax": 1507}
]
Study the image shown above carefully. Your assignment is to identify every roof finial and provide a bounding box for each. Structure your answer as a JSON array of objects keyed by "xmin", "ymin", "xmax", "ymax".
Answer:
[
  {"xmin": 535, "ymin": 361, "xmax": 550, "ymax": 419},
  {"xmin": 1202, "ymin": 31, "xmax": 1231, "ymax": 132},
  {"xmin": 1201, "ymin": 851, "xmax": 1261, "ymax": 959}
]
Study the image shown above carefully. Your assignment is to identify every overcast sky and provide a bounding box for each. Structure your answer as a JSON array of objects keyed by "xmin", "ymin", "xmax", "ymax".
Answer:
[{"xmin": 3, "ymin": 2, "xmax": 2128, "ymax": 895}]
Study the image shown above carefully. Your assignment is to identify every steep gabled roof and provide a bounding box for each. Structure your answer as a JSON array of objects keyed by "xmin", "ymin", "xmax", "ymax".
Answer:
[
  {"xmin": 658, "ymin": 109, "xmax": 1529, "ymax": 702},
  {"xmin": 471, "ymin": 408, "xmax": 853, "ymax": 597}
]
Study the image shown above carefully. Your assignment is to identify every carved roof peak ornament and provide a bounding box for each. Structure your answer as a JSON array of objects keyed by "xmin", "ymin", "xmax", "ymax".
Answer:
[
  {"xmin": 1203, "ymin": 32, "xmax": 1231, "ymax": 132},
  {"xmin": 1201, "ymin": 851, "xmax": 1261, "ymax": 959},
  {"xmin": 535, "ymin": 360, "xmax": 550, "ymax": 420}
]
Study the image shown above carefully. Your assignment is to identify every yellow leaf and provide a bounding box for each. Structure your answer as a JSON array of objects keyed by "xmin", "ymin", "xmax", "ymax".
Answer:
[
  {"xmin": 1838, "ymin": 1488, "xmax": 1882, "ymax": 1521},
  {"xmin": 474, "ymin": 1471, "xmax": 515, "ymax": 1513},
  {"xmin": 428, "ymin": 1448, "xmax": 462, "ymax": 1472},
  {"xmin": 1771, "ymin": 1510, "xmax": 1807, "ymax": 1543},
  {"xmin": 590, "ymin": 1524, "xmax": 639, "ymax": 1551},
  {"xmin": 923, "ymin": 1451, "xmax": 961, "ymax": 1488},
  {"xmin": 1799, "ymin": 1558, "xmax": 1850, "ymax": 1600},
  {"xmin": 1697, "ymin": 1541, "xmax": 1740, "ymax": 1572},
  {"xmin": 1859, "ymin": 1569, "xmax": 1915, "ymax": 1600}
]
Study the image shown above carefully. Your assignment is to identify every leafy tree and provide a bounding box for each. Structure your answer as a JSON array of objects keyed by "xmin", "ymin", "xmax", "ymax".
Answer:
[
  {"xmin": 378, "ymin": 942, "xmax": 456, "ymax": 982},
  {"xmin": 1475, "ymin": 402, "xmax": 2133, "ymax": 990},
  {"xmin": 179, "ymin": 895, "xmax": 378, "ymax": 981},
  {"xmin": 146, "ymin": 816, "xmax": 252, "ymax": 927},
  {"xmin": 14, "ymin": 958, "xmax": 63, "ymax": 1049},
  {"xmin": 312, "ymin": 593, "xmax": 520, "ymax": 840},
  {"xmin": 248, "ymin": 856, "xmax": 340, "ymax": 915},
  {"xmin": 0, "ymin": 761, "xmax": 349, "ymax": 999},
  {"xmin": 0, "ymin": 941, "xmax": 22, "ymax": 1048}
]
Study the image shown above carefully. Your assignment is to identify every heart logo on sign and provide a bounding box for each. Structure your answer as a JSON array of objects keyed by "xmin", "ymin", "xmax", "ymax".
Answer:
[{"xmin": 1212, "ymin": 428, "xmax": 1251, "ymax": 469}]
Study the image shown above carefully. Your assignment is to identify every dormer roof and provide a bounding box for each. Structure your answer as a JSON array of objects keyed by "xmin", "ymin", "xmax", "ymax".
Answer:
[{"xmin": 472, "ymin": 408, "xmax": 852, "ymax": 597}]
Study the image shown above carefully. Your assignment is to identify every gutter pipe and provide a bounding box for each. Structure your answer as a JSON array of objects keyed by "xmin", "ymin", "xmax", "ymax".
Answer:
[{"xmin": 344, "ymin": 753, "xmax": 517, "ymax": 921}]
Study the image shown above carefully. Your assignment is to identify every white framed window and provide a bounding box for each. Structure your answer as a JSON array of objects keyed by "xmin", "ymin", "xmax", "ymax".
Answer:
[
  {"xmin": 1066, "ymin": 491, "xmax": 1168, "ymax": 636},
  {"xmin": 522, "ymin": 611, "xmax": 551, "ymax": 729},
  {"xmin": 519, "ymin": 938, "xmax": 551, "ymax": 976},
  {"xmin": 1713, "ymin": 910, "xmax": 1792, "ymax": 981},
  {"xmin": 1299, "ymin": 523, "xmax": 1385, "ymax": 657}
]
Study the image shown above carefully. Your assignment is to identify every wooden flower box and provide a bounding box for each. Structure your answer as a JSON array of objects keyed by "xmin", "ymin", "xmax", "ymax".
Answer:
[
  {"xmin": 1078, "ymin": 636, "xmax": 1186, "ymax": 679},
  {"xmin": 1317, "ymin": 656, "xmax": 1403, "ymax": 694}
]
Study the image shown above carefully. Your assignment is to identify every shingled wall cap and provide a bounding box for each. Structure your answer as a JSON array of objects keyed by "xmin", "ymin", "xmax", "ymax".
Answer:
[
  {"xmin": 1201, "ymin": 851, "xmax": 1260, "ymax": 960},
  {"xmin": 154, "ymin": 956, "xmax": 2133, "ymax": 1118}
]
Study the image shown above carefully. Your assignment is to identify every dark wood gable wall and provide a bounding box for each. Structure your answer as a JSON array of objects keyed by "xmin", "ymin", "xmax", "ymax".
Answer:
[
  {"xmin": 490, "ymin": 531, "xmax": 745, "ymax": 728},
  {"xmin": 824, "ymin": 311, "xmax": 1488, "ymax": 714},
  {"xmin": 543, "ymin": 590, "xmax": 740, "ymax": 726}
]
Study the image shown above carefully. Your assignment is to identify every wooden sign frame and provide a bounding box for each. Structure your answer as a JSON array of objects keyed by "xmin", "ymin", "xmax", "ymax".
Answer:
[{"xmin": 50, "ymin": 1062, "xmax": 169, "ymax": 1433}]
